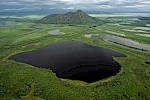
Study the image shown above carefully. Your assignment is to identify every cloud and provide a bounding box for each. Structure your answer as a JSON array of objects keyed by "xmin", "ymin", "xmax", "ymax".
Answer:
[
  {"xmin": 2, "ymin": 7, "xmax": 40, "ymax": 11},
  {"xmin": 0, "ymin": 0, "xmax": 149, "ymax": 13},
  {"xmin": 62, "ymin": 7, "xmax": 75, "ymax": 10},
  {"xmin": 0, "ymin": 1, "xmax": 20, "ymax": 5},
  {"xmin": 98, "ymin": 5, "xmax": 114, "ymax": 9}
]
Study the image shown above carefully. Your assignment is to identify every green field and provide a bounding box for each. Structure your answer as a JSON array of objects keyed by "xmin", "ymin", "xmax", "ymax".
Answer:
[{"xmin": 0, "ymin": 15, "xmax": 150, "ymax": 100}]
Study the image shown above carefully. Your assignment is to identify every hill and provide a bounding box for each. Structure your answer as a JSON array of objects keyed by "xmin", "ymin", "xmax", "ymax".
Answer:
[{"xmin": 37, "ymin": 10, "xmax": 99, "ymax": 24}]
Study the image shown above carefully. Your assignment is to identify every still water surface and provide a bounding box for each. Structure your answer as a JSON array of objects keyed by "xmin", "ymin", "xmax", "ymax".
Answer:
[{"xmin": 9, "ymin": 41, "xmax": 125, "ymax": 83}]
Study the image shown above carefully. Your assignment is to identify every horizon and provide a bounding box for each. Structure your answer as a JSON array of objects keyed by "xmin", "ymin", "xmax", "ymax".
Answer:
[{"xmin": 0, "ymin": 10, "xmax": 150, "ymax": 17}]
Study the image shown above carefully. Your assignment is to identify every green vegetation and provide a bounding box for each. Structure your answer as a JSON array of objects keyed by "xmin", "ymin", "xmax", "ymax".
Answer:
[
  {"xmin": 21, "ymin": 83, "xmax": 45, "ymax": 100},
  {"xmin": 37, "ymin": 10, "xmax": 99, "ymax": 24},
  {"xmin": 0, "ymin": 15, "xmax": 150, "ymax": 100}
]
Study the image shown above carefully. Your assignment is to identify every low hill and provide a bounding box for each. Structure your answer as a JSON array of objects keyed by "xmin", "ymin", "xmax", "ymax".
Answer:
[{"xmin": 37, "ymin": 10, "xmax": 99, "ymax": 24}]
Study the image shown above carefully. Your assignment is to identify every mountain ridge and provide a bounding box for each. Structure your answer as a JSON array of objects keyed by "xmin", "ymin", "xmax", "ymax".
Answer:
[{"xmin": 37, "ymin": 10, "xmax": 99, "ymax": 24}]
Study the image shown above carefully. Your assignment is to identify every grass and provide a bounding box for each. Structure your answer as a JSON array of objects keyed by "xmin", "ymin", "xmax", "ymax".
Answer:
[{"xmin": 0, "ymin": 17, "xmax": 150, "ymax": 100}]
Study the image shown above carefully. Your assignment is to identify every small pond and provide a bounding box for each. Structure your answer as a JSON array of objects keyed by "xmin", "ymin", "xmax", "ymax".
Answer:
[
  {"xmin": 48, "ymin": 30, "xmax": 65, "ymax": 35},
  {"xmin": 84, "ymin": 34, "xmax": 99, "ymax": 38},
  {"xmin": 145, "ymin": 61, "xmax": 150, "ymax": 65},
  {"xmin": 9, "ymin": 41, "xmax": 125, "ymax": 83}
]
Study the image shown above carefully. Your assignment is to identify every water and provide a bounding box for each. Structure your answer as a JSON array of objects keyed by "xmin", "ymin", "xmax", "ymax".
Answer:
[
  {"xmin": 9, "ymin": 41, "xmax": 125, "ymax": 83},
  {"xmin": 48, "ymin": 30, "xmax": 65, "ymax": 35},
  {"xmin": 34, "ymin": 26, "xmax": 44, "ymax": 29},
  {"xmin": 84, "ymin": 34, "xmax": 99, "ymax": 38},
  {"xmin": 145, "ymin": 61, "xmax": 150, "ymax": 65},
  {"xmin": 123, "ymin": 29, "xmax": 148, "ymax": 33},
  {"xmin": 146, "ymin": 24, "xmax": 150, "ymax": 27},
  {"xmin": 136, "ymin": 34, "xmax": 150, "ymax": 37},
  {"xmin": 100, "ymin": 34, "xmax": 150, "ymax": 52},
  {"xmin": 134, "ymin": 27, "xmax": 150, "ymax": 30},
  {"xmin": 92, "ymin": 39, "xmax": 99, "ymax": 43},
  {"xmin": 99, "ymin": 29, "xmax": 125, "ymax": 36},
  {"xmin": 0, "ymin": 21, "xmax": 6, "ymax": 25}
]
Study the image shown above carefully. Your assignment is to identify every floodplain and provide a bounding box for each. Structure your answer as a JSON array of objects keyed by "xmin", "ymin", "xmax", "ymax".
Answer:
[{"xmin": 0, "ymin": 14, "xmax": 150, "ymax": 100}]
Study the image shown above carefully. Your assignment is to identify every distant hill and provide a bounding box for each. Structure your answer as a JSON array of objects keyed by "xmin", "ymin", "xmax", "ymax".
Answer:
[{"xmin": 37, "ymin": 10, "xmax": 99, "ymax": 24}]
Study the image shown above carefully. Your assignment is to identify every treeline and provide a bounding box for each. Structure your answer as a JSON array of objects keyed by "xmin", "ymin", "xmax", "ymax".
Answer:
[
  {"xmin": 0, "ymin": 18, "xmax": 37, "ymax": 23},
  {"xmin": 138, "ymin": 17, "xmax": 150, "ymax": 21}
]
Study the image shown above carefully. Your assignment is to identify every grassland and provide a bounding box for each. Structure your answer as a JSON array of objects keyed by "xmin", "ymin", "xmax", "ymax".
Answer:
[
  {"xmin": 98, "ymin": 24, "xmax": 150, "ymax": 44},
  {"xmin": 0, "ymin": 15, "xmax": 150, "ymax": 100}
]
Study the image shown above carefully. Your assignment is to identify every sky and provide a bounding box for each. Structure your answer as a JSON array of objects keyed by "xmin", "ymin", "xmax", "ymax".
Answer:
[{"xmin": 0, "ymin": 0, "xmax": 150, "ymax": 15}]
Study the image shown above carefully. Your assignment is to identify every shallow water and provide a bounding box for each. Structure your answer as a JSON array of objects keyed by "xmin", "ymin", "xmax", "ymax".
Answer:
[
  {"xmin": 48, "ymin": 30, "xmax": 64, "ymax": 35},
  {"xmin": 34, "ymin": 26, "xmax": 44, "ymax": 29},
  {"xmin": 146, "ymin": 24, "xmax": 150, "ymax": 27},
  {"xmin": 0, "ymin": 21, "xmax": 6, "ymax": 25},
  {"xmin": 123, "ymin": 29, "xmax": 148, "ymax": 33},
  {"xmin": 99, "ymin": 29, "xmax": 125, "ymax": 36},
  {"xmin": 100, "ymin": 34, "xmax": 150, "ymax": 52},
  {"xmin": 134, "ymin": 27, "xmax": 150, "ymax": 30},
  {"xmin": 92, "ymin": 39, "xmax": 99, "ymax": 43},
  {"xmin": 84, "ymin": 34, "xmax": 99, "ymax": 38},
  {"xmin": 9, "ymin": 41, "xmax": 125, "ymax": 83},
  {"xmin": 136, "ymin": 34, "xmax": 150, "ymax": 37}
]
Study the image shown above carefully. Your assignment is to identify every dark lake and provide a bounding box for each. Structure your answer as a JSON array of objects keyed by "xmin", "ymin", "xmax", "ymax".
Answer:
[{"xmin": 9, "ymin": 41, "xmax": 125, "ymax": 83}]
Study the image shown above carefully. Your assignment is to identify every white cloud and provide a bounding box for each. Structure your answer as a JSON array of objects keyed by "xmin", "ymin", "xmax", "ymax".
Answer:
[
  {"xmin": 53, "ymin": 0, "xmax": 110, "ymax": 4},
  {"xmin": 98, "ymin": 5, "xmax": 114, "ymax": 9},
  {"xmin": 62, "ymin": 7, "xmax": 75, "ymax": 9},
  {"xmin": 3, "ymin": 7, "xmax": 33, "ymax": 11},
  {"xmin": 0, "ymin": 2, "xmax": 20, "ymax": 5},
  {"xmin": 123, "ymin": 5, "xmax": 146, "ymax": 8}
]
